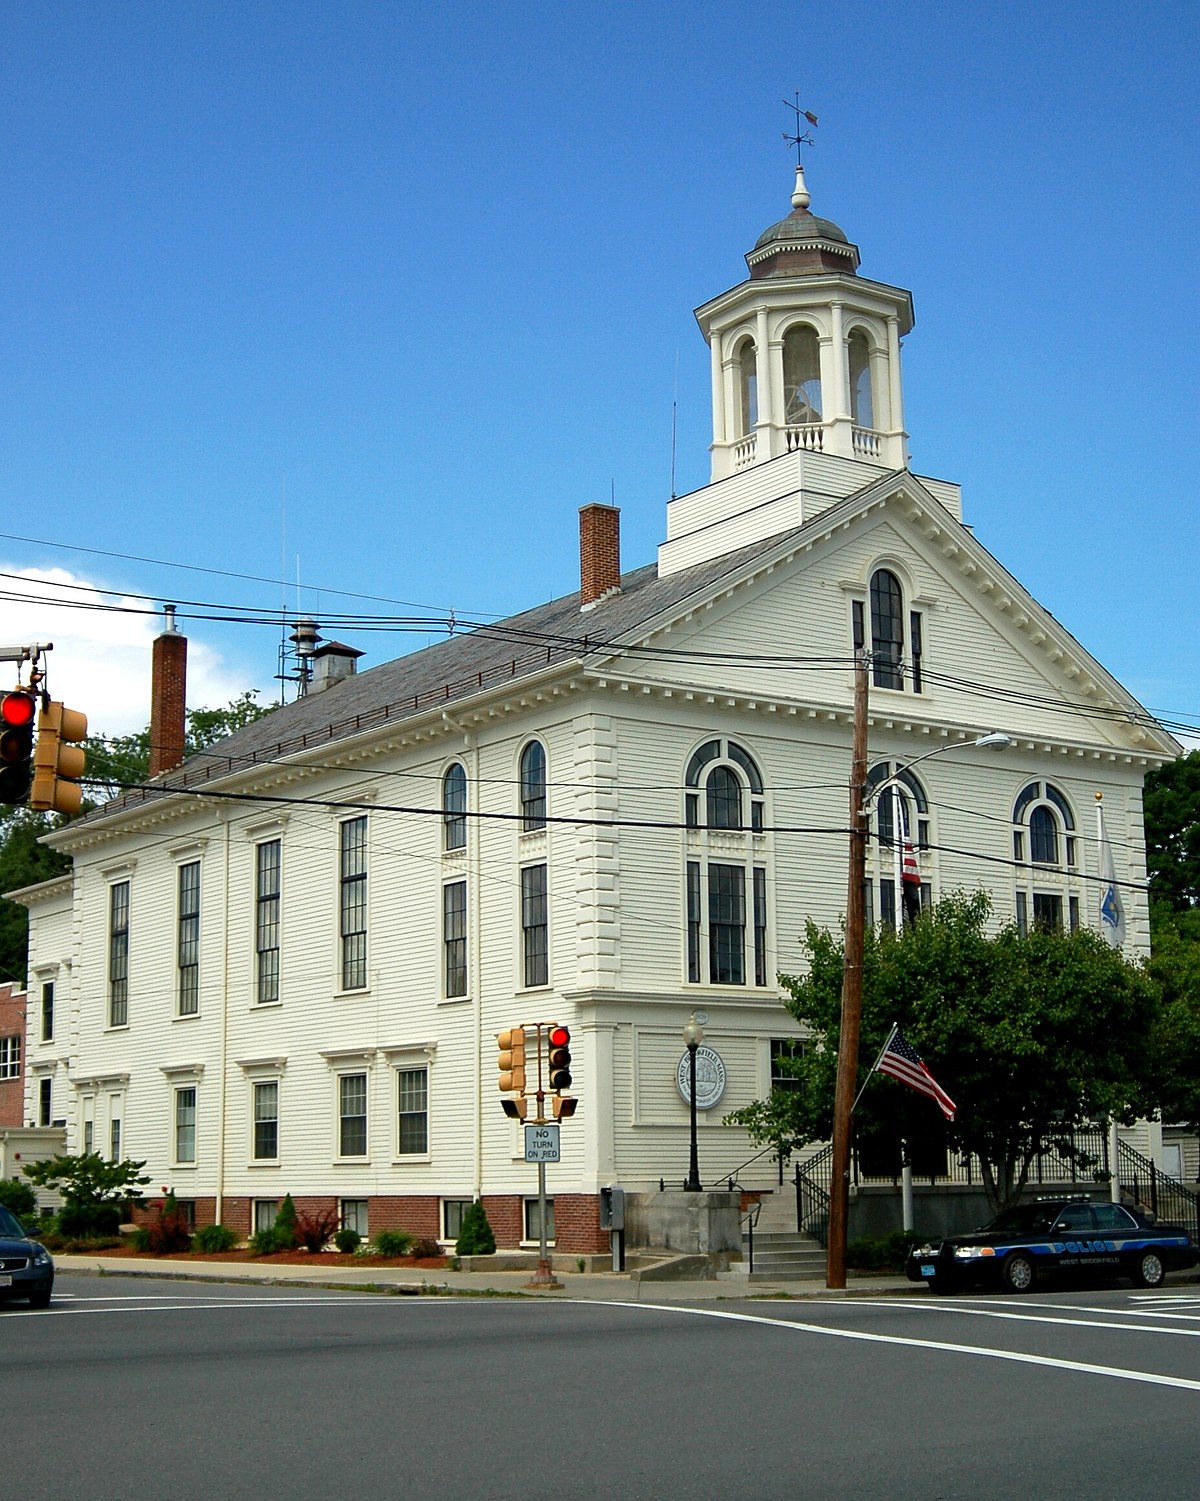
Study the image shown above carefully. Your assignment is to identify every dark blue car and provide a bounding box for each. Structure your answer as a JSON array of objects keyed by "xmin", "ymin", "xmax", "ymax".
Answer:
[
  {"xmin": 907, "ymin": 1197, "xmax": 1198, "ymax": 1293},
  {"xmin": 0, "ymin": 1204, "xmax": 54, "ymax": 1308}
]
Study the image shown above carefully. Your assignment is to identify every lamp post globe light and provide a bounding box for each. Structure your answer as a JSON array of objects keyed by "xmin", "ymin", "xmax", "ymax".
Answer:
[
  {"xmin": 826, "ymin": 725, "xmax": 1012, "ymax": 1290},
  {"xmin": 683, "ymin": 1012, "xmax": 705, "ymax": 1192}
]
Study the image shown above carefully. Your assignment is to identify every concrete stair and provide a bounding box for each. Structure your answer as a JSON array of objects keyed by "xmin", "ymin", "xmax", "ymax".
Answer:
[{"xmin": 719, "ymin": 1185, "xmax": 827, "ymax": 1281}]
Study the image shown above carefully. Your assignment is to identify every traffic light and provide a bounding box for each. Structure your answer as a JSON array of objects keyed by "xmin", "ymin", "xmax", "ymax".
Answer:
[
  {"xmin": 31, "ymin": 701, "xmax": 88, "ymax": 815},
  {"xmin": 551, "ymin": 1094, "xmax": 577, "ymax": 1119},
  {"xmin": 501, "ymin": 1096, "xmax": 529, "ymax": 1120},
  {"xmin": 497, "ymin": 1027, "xmax": 526, "ymax": 1095},
  {"xmin": 546, "ymin": 1024, "xmax": 572, "ymax": 1091},
  {"xmin": 0, "ymin": 690, "xmax": 37, "ymax": 805}
]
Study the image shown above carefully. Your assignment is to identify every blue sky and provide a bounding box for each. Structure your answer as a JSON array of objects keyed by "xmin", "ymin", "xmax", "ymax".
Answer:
[{"xmin": 1, "ymin": 1, "xmax": 1196, "ymax": 735}]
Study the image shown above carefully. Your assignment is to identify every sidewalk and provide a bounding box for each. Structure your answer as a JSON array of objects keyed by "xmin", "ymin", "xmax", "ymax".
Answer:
[{"xmin": 52, "ymin": 1251, "xmax": 917, "ymax": 1302}]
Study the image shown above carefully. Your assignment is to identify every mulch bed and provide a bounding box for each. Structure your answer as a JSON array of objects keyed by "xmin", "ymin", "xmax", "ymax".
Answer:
[{"xmin": 76, "ymin": 1244, "xmax": 450, "ymax": 1270}]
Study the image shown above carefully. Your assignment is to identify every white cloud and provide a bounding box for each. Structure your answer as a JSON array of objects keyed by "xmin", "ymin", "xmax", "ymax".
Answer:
[{"xmin": 0, "ymin": 567, "xmax": 255, "ymax": 737}]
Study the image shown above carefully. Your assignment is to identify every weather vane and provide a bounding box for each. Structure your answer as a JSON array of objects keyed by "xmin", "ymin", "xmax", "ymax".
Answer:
[{"xmin": 783, "ymin": 90, "xmax": 818, "ymax": 164}]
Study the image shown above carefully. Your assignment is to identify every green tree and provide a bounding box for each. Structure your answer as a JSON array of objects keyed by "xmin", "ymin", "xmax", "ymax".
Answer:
[
  {"xmin": 1144, "ymin": 749, "xmax": 1200, "ymax": 921},
  {"xmin": 728, "ymin": 894, "xmax": 1159, "ymax": 1215},
  {"xmin": 0, "ymin": 808, "xmax": 70, "ymax": 982},
  {"xmin": 1145, "ymin": 923, "xmax": 1200, "ymax": 1129},
  {"xmin": 22, "ymin": 1153, "xmax": 150, "ymax": 1237}
]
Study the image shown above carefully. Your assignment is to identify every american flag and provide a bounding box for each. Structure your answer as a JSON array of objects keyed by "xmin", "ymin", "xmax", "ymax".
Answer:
[{"xmin": 876, "ymin": 1027, "xmax": 957, "ymax": 1120}]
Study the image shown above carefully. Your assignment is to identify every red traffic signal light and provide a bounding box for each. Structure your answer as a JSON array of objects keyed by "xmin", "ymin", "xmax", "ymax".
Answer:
[
  {"xmin": 0, "ymin": 691, "xmax": 37, "ymax": 805},
  {"xmin": 31, "ymin": 701, "xmax": 88, "ymax": 816},
  {"xmin": 546, "ymin": 1024, "xmax": 572, "ymax": 1091},
  {"xmin": 497, "ymin": 1027, "xmax": 527, "ymax": 1095}
]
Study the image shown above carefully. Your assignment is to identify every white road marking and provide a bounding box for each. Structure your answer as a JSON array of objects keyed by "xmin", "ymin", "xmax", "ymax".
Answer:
[
  {"xmin": 855, "ymin": 1298, "xmax": 1200, "ymax": 1339},
  {"xmin": 944, "ymin": 1295, "xmax": 1200, "ymax": 1324},
  {"xmin": 589, "ymin": 1300, "xmax": 1200, "ymax": 1392}
]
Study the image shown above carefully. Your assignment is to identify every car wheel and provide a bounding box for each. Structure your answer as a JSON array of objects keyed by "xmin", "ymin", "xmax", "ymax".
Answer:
[
  {"xmin": 1133, "ymin": 1251, "xmax": 1165, "ymax": 1289},
  {"xmin": 1002, "ymin": 1252, "xmax": 1036, "ymax": 1293},
  {"xmin": 27, "ymin": 1289, "xmax": 51, "ymax": 1309}
]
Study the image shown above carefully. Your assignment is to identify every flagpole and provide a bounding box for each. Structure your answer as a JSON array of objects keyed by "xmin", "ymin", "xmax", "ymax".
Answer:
[{"xmin": 853, "ymin": 1022, "xmax": 898, "ymax": 1113}]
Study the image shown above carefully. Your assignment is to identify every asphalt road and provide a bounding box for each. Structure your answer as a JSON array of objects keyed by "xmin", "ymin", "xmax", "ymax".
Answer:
[{"xmin": 5, "ymin": 1275, "xmax": 1199, "ymax": 1500}]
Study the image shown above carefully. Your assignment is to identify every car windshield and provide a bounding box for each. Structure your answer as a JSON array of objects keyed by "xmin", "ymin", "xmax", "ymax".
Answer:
[
  {"xmin": 985, "ymin": 1204, "xmax": 1064, "ymax": 1235},
  {"xmin": 0, "ymin": 1204, "xmax": 27, "ymax": 1237}
]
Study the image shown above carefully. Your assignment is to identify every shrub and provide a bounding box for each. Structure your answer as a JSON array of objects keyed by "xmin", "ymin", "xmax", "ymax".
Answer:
[
  {"xmin": 410, "ymin": 1236, "xmax": 442, "ymax": 1259},
  {"xmin": 294, "ymin": 1207, "xmax": 339, "ymax": 1253},
  {"xmin": 58, "ymin": 1201, "xmax": 122, "ymax": 1239},
  {"xmin": 274, "ymin": 1193, "xmax": 299, "ymax": 1248},
  {"xmin": 845, "ymin": 1230, "xmax": 920, "ymax": 1272},
  {"xmin": 455, "ymin": 1199, "xmax": 496, "ymax": 1257},
  {"xmin": 0, "ymin": 1176, "xmax": 38, "ymax": 1225},
  {"xmin": 248, "ymin": 1225, "xmax": 291, "ymax": 1257},
  {"xmin": 372, "ymin": 1229, "xmax": 415, "ymax": 1258},
  {"xmin": 193, "ymin": 1224, "xmax": 239, "ymax": 1254},
  {"xmin": 334, "ymin": 1227, "xmax": 361, "ymax": 1255},
  {"xmin": 131, "ymin": 1192, "xmax": 192, "ymax": 1255}
]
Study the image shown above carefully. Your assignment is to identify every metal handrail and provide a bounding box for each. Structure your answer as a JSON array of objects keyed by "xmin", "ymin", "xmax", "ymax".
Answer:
[
  {"xmin": 740, "ymin": 1201, "xmax": 762, "ymax": 1275},
  {"xmin": 724, "ymin": 1142, "xmax": 789, "ymax": 1190},
  {"xmin": 1116, "ymin": 1136, "xmax": 1200, "ymax": 1240}
]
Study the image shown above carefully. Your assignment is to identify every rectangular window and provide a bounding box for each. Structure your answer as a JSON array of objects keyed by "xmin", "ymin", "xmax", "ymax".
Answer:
[
  {"xmin": 1015, "ymin": 889, "xmax": 1028, "ymax": 937},
  {"xmin": 176, "ymin": 1199, "xmax": 196, "ymax": 1231},
  {"xmin": 175, "ymin": 1086, "xmax": 196, "ymax": 1164},
  {"xmin": 708, "ymin": 863, "xmax": 745, "ymax": 985},
  {"xmin": 109, "ymin": 880, "xmax": 130, "ymax": 1027},
  {"xmin": 40, "ymin": 981, "xmax": 54, "ymax": 1042},
  {"xmin": 753, "ymin": 867, "xmax": 767, "ymax": 986},
  {"xmin": 880, "ymin": 877, "xmax": 897, "ymax": 932},
  {"xmin": 1069, "ymin": 894, "xmax": 1080, "ymax": 933},
  {"xmin": 442, "ymin": 1199, "xmax": 472, "ymax": 1242},
  {"xmin": 909, "ymin": 611, "xmax": 923, "ymax": 693},
  {"xmin": 443, "ymin": 880, "xmax": 467, "ymax": 997},
  {"xmin": 1032, "ymin": 892, "xmax": 1063, "ymax": 932},
  {"xmin": 686, "ymin": 861, "xmax": 701, "ymax": 983},
  {"xmin": 38, "ymin": 1076, "xmax": 52, "ymax": 1127},
  {"xmin": 339, "ymin": 817, "xmax": 368, "ymax": 990},
  {"xmin": 253, "ymin": 1199, "xmax": 278, "ymax": 1234},
  {"xmin": 521, "ymin": 864, "xmax": 548, "ymax": 988},
  {"xmin": 83, "ymin": 1118, "xmax": 94, "ymax": 1154},
  {"xmin": 256, "ymin": 839, "xmax": 281, "ymax": 1004},
  {"xmin": 177, "ymin": 861, "xmax": 200, "ymax": 1016},
  {"xmin": 338, "ymin": 1072, "xmax": 368, "ymax": 1157},
  {"xmin": 110, "ymin": 1116, "xmax": 121, "ymax": 1161},
  {"xmin": 396, "ymin": 1067, "xmax": 428, "ymax": 1155},
  {"xmin": 770, "ymin": 1038, "xmax": 804, "ymax": 1093},
  {"xmin": 524, "ymin": 1197, "xmax": 556, "ymax": 1243},
  {"xmin": 0, "ymin": 1035, "xmax": 19, "ymax": 1080},
  {"xmin": 253, "ymin": 1080, "xmax": 279, "ymax": 1160},
  {"xmin": 341, "ymin": 1198, "xmax": 369, "ymax": 1237}
]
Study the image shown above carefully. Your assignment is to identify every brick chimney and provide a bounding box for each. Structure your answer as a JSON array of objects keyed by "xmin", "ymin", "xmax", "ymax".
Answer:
[
  {"xmin": 149, "ymin": 605, "xmax": 187, "ymax": 777},
  {"xmin": 579, "ymin": 503, "xmax": 621, "ymax": 609}
]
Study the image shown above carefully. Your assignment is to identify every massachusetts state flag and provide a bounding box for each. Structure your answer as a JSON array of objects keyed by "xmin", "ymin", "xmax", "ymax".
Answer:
[
  {"xmin": 1097, "ymin": 800, "xmax": 1125, "ymax": 949},
  {"xmin": 875, "ymin": 1026, "xmax": 957, "ymax": 1121}
]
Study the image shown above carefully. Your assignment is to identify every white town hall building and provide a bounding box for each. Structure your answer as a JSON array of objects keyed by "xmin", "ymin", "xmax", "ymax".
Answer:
[{"xmin": 13, "ymin": 161, "xmax": 1177, "ymax": 1254}]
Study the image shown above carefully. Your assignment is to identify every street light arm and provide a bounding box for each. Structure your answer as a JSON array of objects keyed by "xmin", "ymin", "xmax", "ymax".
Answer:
[{"xmin": 861, "ymin": 731, "xmax": 1012, "ymax": 817}]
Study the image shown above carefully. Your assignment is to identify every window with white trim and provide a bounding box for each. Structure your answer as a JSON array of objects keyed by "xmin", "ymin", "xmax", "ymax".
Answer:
[
  {"xmin": 338, "ymin": 1072, "xmax": 368, "ymax": 1158},
  {"xmin": 684, "ymin": 739, "xmax": 768, "ymax": 988},
  {"xmin": 858, "ymin": 569, "xmax": 924, "ymax": 693},
  {"xmin": 38, "ymin": 1076, "xmax": 52, "ymax": 1126},
  {"xmin": 442, "ymin": 1199, "xmax": 472, "ymax": 1242},
  {"xmin": 396, "ymin": 1066, "xmax": 428, "ymax": 1155},
  {"xmin": 443, "ymin": 879, "xmax": 467, "ymax": 997},
  {"xmin": 255, "ymin": 839, "xmax": 281, "ymax": 1004},
  {"xmin": 177, "ymin": 861, "xmax": 200, "ymax": 1016},
  {"xmin": 519, "ymin": 741, "xmax": 547, "ymax": 831},
  {"xmin": 864, "ymin": 762, "xmax": 932, "ymax": 930},
  {"xmin": 0, "ymin": 1035, "xmax": 19, "ymax": 1080},
  {"xmin": 443, "ymin": 763, "xmax": 467, "ymax": 851},
  {"xmin": 339, "ymin": 816, "xmax": 368, "ymax": 990},
  {"xmin": 109, "ymin": 880, "xmax": 130, "ymax": 1027},
  {"xmin": 253, "ymin": 1079, "xmax": 279, "ymax": 1160},
  {"xmin": 1013, "ymin": 782, "xmax": 1080, "ymax": 935},
  {"xmin": 174, "ymin": 1086, "xmax": 196, "ymax": 1164},
  {"xmin": 782, "ymin": 323, "xmax": 821, "ymax": 426},
  {"xmin": 524, "ymin": 1197, "xmax": 556, "ymax": 1244},
  {"xmin": 520, "ymin": 864, "xmax": 548, "ymax": 988},
  {"xmin": 40, "ymin": 980, "xmax": 54, "ymax": 1042},
  {"xmin": 341, "ymin": 1199, "xmax": 368, "ymax": 1237}
]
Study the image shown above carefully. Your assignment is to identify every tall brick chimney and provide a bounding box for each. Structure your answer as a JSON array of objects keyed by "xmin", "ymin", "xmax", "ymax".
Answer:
[
  {"xmin": 579, "ymin": 503, "xmax": 621, "ymax": 609},
  {"xmin": 149, "ymin": 605, "xmax": 187, "ymax": 777}
]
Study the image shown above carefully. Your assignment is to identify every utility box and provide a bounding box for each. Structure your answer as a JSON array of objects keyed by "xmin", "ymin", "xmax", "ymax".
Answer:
[{"xmin": 599, "ymin": 1185, "xmax": 625, "ymax": 1232}]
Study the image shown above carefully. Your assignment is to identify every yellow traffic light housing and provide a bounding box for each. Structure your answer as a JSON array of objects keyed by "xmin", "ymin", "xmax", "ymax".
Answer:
[
  {"xmin": 497, "ymin": 1027, "xmax": 527, "ymax": 1095},
  {"xmin": 31, "ymin": 700, "xmax": 88, "ymax": 815}
]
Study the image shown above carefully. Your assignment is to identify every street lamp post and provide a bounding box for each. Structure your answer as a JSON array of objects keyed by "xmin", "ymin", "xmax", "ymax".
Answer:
[
  {"xmin": 683, "ymin": 1013, "xmax": 704, "ymax": 1192},
  {"xmin": 826, "ymin": 723, "xmax": 1012, "ymax": 1290}
]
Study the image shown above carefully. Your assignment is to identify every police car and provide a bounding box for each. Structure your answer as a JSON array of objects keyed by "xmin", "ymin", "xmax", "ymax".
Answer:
[{"xmin": 907, "ymin": 1196, "xmax": 1199, "ymax": 1294}]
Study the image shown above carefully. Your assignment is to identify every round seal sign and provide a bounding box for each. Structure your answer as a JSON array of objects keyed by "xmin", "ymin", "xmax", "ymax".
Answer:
[{"xmin": 676, "ymin": 1046, "xmax": 727, "ymax": 1110}]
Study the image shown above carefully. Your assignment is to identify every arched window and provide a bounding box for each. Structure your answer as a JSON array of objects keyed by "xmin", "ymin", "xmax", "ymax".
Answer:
[
  {"xmin": 684, "ymin": 740, "xmax": 768, "ymax": 988},
  {"xmin": 783, "ymin": 324, "xmax": 822, "ymax": 426},
  {"xmin": 443, "ymin": 763, "xmax": 467, "ymax": 852},
  {"xmin": 1012, "ymin": 782, "xmax": 1079, "ymax": 934},
  {"xmin": 736, "ymin": 338, "xmax": 758, "ymax": 437},
  {"xmin": 519, "ymin": 741, "xmax": 546, "ymax": 832},
  {"xmin": 865, "ymin": 762, "xmax": 930, "ymax": 930},
  {"xmin": 848, "ymin": 329, "xmax": 874, "ymax": 428},
  {"xmin": 870, "ymin": 568, "xmax": 904, "ymax": 690}
]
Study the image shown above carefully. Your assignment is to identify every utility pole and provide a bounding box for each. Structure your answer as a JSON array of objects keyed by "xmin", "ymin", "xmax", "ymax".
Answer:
[{"xmin": 827, "ymin": 647, "xmax": 869, "ymax": 1289}]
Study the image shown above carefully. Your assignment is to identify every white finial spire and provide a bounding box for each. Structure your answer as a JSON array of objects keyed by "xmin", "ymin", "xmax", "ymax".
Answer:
[{"xmin": 791, "ymin": 163, "xmax": 811, "ymax": 211}]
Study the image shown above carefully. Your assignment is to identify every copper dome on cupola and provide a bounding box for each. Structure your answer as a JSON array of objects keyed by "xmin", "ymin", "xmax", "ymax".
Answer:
[{"xmin": 746, "ymin": 164, "xmax": 860, "ymax": 279}]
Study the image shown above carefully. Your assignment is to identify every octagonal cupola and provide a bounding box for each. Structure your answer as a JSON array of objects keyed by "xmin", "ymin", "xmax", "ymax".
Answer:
[{"xmin": 696, "ymin": 164, "xmax": 915, "ymax": 481}]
